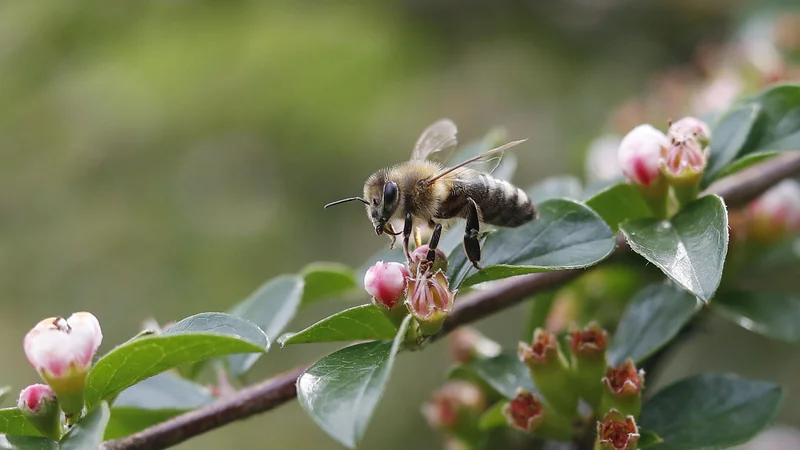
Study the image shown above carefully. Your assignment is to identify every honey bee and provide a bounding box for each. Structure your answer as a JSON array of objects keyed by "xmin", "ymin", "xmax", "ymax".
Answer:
[{"xmin": 325, "ymin": 119, "xmax": 537, "ymax": 270}]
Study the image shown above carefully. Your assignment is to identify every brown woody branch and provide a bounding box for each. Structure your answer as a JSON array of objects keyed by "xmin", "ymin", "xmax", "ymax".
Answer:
[{"xmin": 102, "ymin": 151, "xmax": 800, "ymax": 450}]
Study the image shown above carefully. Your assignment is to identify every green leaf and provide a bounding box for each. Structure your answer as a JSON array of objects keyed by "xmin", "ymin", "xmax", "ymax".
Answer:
[
  {"xmin": 279, "ymin": 304, "xmax": 397, "ymax": 346},
  {"xmin": 0, "ymin": 436, "xmax": 57, "ymax": 450},
  {"xmin": 85, "ymin": 312, "xmax": 268, "ymax": 409},
  {"xmin": 715, "ymin": 291, "xmax": 800, "ymax": 342},
  {"xmin": 228, "ymin": 274, "xmax": 304, "ymax": 375},
  {"xmin": 478, "ymin": 402, "xmax": 507, "ymax": 430},
  {"xmin": 0, "ymin": 409, "xmax": 43, "ymax": 437},
  {"xmin": 608, "ymin": 283, "xmax": 700, "ymax": 365},
  {"xmin": 638, "ymin": 429, "xmax": 664, "ymax": 449},
  {"xmin": 640, "ymin": 374, "xmax": 782, "ymax": 450},
  {"xmin": 60, "ymin": 402, "xmax": 111, "ymax": 450},
  {"xmin": 585, "ymin": 182, "xmax": 653, "ymax": 232},
  {"xmin": 715, "ymin": 151, "xmax": 778, "ymax": 179},
  {"xmin": 740, "ymin": 84, "xmax": 800, "ymax": 152},
  {"xmin": 300, "ymin": 262, "xmax": 358, "ymax": 306},
  {"xmin": 620, "ymin": 195, "xmax": 729, "ymax": 302},
  {"xmin": 447, "ymin": 199, "xmax": 615, "ymax": 288},
  {"xmin": 526, "ymin": 176, "xmax": 582, "ymax": 203},
  {"xmin": 468, "ymin": 353, "xmax": 536, "ymax": 399},
  {"xmin": 703, "ymin": 103, "xmax": 761, "ymax": 184},
  {"xmin": 105, "ymin": 408, "xmax": 183, "ymax": 441},
  {"xmin": 297, "ymin": 315, "xmax": 412, "ymax": 449}
]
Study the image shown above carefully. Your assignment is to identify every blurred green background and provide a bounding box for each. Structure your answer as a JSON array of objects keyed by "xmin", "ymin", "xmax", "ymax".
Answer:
[{"xmin": 2, "ymin": 0, "xmax": 799, "ymax": 448}]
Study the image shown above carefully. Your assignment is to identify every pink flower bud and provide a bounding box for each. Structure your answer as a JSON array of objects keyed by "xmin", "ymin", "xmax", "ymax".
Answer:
[
  {"xmin": 406, "ymin": 269, "xmax": 455, "ymax": 335},
  {"xmin": 661, "ymin": 138, "xmax": 707, "ymax": 181},
  {"xmin": 618, "ymin": 125, "xmax": 669, "ymax": 187},
  {"xmin": 747, "ymin": 179, "xmax": 800, "ymax": 242},
  {"xmin": 18, "ymin": 384, "xmax": 57, "ymax": 415},
  {"xmin": 364, "ymin": 261, "xmax": 410, "ymax": 309},
  {"xmin": 596, "ymin": 409, "xmax": 640, "ymax": 450},
  {"xmin": 668, "ymin": 117, "xmax": 711, "ymax": 146},
  {"xmin": 18, "ymin": 384, "xmax": 62, "ymax": 440},
  {"xmin": 409, "ymin": 244, "xmax": 448, "ymax": 275}
]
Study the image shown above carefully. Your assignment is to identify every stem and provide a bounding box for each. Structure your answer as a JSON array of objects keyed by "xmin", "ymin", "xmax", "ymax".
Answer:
[{"xmin": 101, "ymin": 151, "xmax": 800, "ymax": 450}]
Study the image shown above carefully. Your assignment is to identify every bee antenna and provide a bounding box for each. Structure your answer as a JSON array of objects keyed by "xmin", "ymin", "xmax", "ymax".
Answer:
[{"xmin": 324, "ymin": 197, "xmax": 369, "ymax": 209}]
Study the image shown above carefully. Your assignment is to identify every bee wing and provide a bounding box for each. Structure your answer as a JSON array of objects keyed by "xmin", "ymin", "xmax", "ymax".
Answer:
[
  {"xmin": 426, "ymin": 139, "xmax": 527, "ymax": 184},
  {"xmin": 411, "ymin": 119, "xmax": 458, "ymax": 161}
]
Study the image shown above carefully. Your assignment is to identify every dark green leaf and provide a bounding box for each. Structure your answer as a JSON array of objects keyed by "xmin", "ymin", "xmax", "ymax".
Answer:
[
  {"xmin": 468, "ymin": 353, "xmax": 536, "ymax": 399},
  {"xmin": 620, "ymin": 195, "xmax": 729, "ymax": 302},
  {"xmin": 228, "ymin": 275, "xmax": 303, "ymax": 375},
  {"xmin": 585, "ymin": 182, "xmax": 654, "ymax": 232},
  {"xmin": 300, "ymin": 263, "xmax": 358, "ymax": 306},
  {"xmin": 703, "ymin": 104, "xmax": 761, "ymax": 184},
  {"xmin": 60, "ymin": 402, "xmax": 110, "ymax": 450},
  {"xmin": 478, "ymin": 402, "xmax": 507, "ymax": 430},
  {"xmin": 447, "ymin": 199, "xmax": 615, "ymax": 288},
  {"xmin": 526, "ymin": 176, "xmax": 582, "ymax": 203},
  {"xmin": 715, "ymin": 291, "xmax": 800, "ymax": 342},
  {"xmin": 715, "ymin": 151, "xmax": 778, "ymax": 179},
  {"xmin": 297, "ymin": 315, "xmax": 411, "ymax": 449},
  {"xmin": 638, "ymin": 430, "xmax": 664, "ymax": 449},
  {"xmin": 85, "ymin": 313, "xmax": 267, "ymax": 409},
  {"xmin": 0, "ymin": 436, "xmax": 57, "ymax": 450},
  {"xmin": 0, "ymin": 409, "xmax": 43, "ymax": 437},
  {"xmin": 740, "ymin": 84, "xmax": 800, "ymax": 152},
  {"xmin": 640, "ymin": 374, "xmax": 782, "ymax": 450},
  {"xmin": 279, "ymin": 304, "xmax": 397, "ymax": 346},
  {"xmin": 608, "ymin": 283, "xmax": 700, "ymax": 365}
]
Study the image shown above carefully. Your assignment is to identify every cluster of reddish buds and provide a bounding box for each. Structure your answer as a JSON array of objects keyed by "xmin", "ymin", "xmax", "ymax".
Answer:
[
  {"xmin": 364, "ymin": 244, "xmax": 456, "ymax": 335},
  {"xmin": 19, "ymin": 312, "xmax": 104, "ymax": 438},
  {"xmin": 618, "ymin": 117, "xmax": 711, "ymax": 216}
]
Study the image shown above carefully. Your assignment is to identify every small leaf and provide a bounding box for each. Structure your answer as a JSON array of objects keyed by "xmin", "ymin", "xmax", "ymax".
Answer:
[
  {"xmin": 279, "ymin": 304, "xmax": 397, "ymax": 346},
  {"xmin": 620, "ymin": 195, "xmax": 729, "ymax": 302},
  {"xmin": 468, "ymin": 353, "xmax": 536, "ymax": 399},
  {"xmin": 0, "ymin": 409, "xmax": 43, "ymax": 437},
  {"xmin": 608, "ymin": 283, "xmax": 700, "ymax": 365},
  {"xmin": 526, "ymin": 176, "xmax": 583, "ymax": 203},
  {"xmin": 640, "ymin": 374, "xmax": 782, "ymax": 450},
  {"xmin": 703, "ymin": 103, "xmax": 761, "ymax": 184},
  {"xmin": 228, "ymin": 275, "xmax": 304, "ymax": 375},
  {"xmin": 447, "ymin": 199, "xmax": 616, "ymax": 288},
  {"xmin": 0, "ymin": 436, "xmax": 57, "ymax": 450},
  {"xmin": 638, "ymin": 429, "xmax": 664, "ymax": 449},
  {"xmin": 478, "ymin": 402, "xmax": 507, "ymax": 430},
  {"xmin": 297, "ymin": 315, "xmax": 412, "ymax": 449},
  {"xmin": 715, "ymin": 151, "xmax": 778, "ymax": 179},
  {"xmin": 585, "ymin": 182, "xmax": 653, "ymax": 232},
  {"xmin": 300, "ymin": 263, "xmax": 358, "ymax": 306},
  {"xmin": 60, "ymin": 402, "xmax": 111, "ymax": 450},
  {"xmin": 715, "ymin": 291, "xmax": 800, "ymax": 342},
  {"xmin": 85, "ymin": 313, "xmax": 267, "ymax": 409}
]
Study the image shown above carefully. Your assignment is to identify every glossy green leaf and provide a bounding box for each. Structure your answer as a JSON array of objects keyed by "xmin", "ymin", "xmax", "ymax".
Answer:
[
  {"xmin": 526, "ymin": 176, "xmax": 582, "ymax": 203},
  {"xmin": 0, "ymin": 409, "xmax": 42, "ymax": 437},
  {"xmin": 620, "ymin": 195, "xmax": 728, "ymax": 302},
  {"xmin": 300, "ymin": 262, "xmax": 358, "ymax": 306},
  {"xmin": 703, "ymin": 103, "xmax": 761, "ymax": 184},
  {"xmin": 447, "ymin": 199, "xmax": 616, "ymax": 288},
  {"xmin": 585, "ymin": 182, "xmax": 653, "ymax": 232},
  {"xmin": 715, "ymin": 151, "xmax": 778, "ymax": 179},
  {"xmin": 85, "ymin": 313, "xmax": 267, "ymax": 408},
  {"xmin": 60, "ymin": 402, "xmax": 110, "ymax": 450},
  {"xmin": 0, "ymin": 436, "xmax": 57, "ymax": 450},
  {"xmin": 228, "ymin": 274, "xmax": 304, "ymax": 375},
  {"xmin": 715, "ymin": 291, "xmax": 800, "ymax": 342},
  {"xmin": 638, "ymin": 430, "xmax": 665, "ymax": 449},
  {"xmin": 279, "ymin": 304, "xmax": 397, "ymax": 346},
  {"xmin": 478, "ymin": 402, "xmax": 507, "ymax": 430},
  {"xmin": 740, "ymin": 84, "xmax": 800, "ymax": 152},
  {"xmin": 608, "ymin": 283, "xmax": 700, "ymax": 365},
  {"xmin": 297, "ymin": 315, "xmax": 411, "ymax": 449},
  {"xmin": 640, "ymin": 374, "xmax": 782, "ymax": 450},
  {"xmin": 468, "ymin": 353, "xmax": 536, "ymax": 399}
]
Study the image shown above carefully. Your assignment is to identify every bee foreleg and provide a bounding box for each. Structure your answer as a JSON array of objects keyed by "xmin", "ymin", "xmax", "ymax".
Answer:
[
  {"xmin": 464, "ymin": 198, "xmax": 483, "ymax": 270},
  {"xmin": 402, "ymin": 212, "xmax": 413, "ymax": 262},
  {"xmin": 426, "ymin": 221, "xmax": 443, "ymax": 263}
]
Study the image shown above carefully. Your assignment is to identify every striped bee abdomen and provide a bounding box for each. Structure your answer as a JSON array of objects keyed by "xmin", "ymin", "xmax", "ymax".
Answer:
[{"xmin": 435, "ymin": 170, "xmax": 536, "ymax": 227}]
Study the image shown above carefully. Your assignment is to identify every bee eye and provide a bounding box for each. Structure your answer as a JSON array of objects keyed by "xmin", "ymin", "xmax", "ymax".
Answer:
[{"xmin": 383, "ymin": 182, "xmax": 398, "ymax": 205}]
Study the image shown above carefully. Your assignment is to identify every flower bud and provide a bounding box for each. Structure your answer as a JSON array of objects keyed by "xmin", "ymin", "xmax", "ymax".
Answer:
[
  {"xmin": 364, "ymin": 261, "xmax": 410, "ymax": 326},
  {"xmin": 595, "ymin": 409, "xmax": 640, "ymax": 450},
  {"xmin": 567, "ymin": 322, "xmax": 609, "ymax": 411},
  {"xmin": 502, "ymin": 389, "xmax": 572, "ymax": 440},
  {"xmin": 601, "ymin": 359, "xmax": 644, "ymax": 418},
  {"xmin": 23, "ymin": 312, "xmax": 102, "ymax": 421},
  {"xmin": 18, "ymin": 384, "xmax": 63, "ymax": 440},
  {"xmin": 518, "ymin": 329, "xmax": 578, "ymax": 416},
  {"xmin": 422, "ymin": 381, "xmax": 486, "ymax": 443},
  {"xmin": 747, "ymin": 179, "xmax": 800, "ymax": 243},
  {"xmin": 661, "ymin": 133, "xmax": 708, "ymax": 193},
  {"xmin": 406, "ymin": 269, "xmax": 456, "ymax": 335},
  {"xmin": 409, "ymin": 244, "xmax": 448, "ymax": 274},
  {"xmin": 448, "ymin": 327, "xmax": 502, "ymax": 365},
  {"xmin": 668, "ymin": 117, "xmax": 711, "ymax": 147},
  {"xmin": 618, "ymin": 125, "xmax": 669, "ymax": 187}
]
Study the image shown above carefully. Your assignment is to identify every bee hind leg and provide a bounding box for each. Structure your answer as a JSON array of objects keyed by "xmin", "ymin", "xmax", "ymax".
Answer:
[
  {"xmin": 464, "ymin": 198, "xmax": 483, "ymax": 270},
  {"xmin": 402, "ymin": 212, "xmax": 414, "ymax": 262},
  {"xmin": 426, "ymin": 221, "xmax": 443, "ymax": 263}
]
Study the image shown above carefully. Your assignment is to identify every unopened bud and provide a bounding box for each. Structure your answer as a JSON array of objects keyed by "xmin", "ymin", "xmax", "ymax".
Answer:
[
  {"xmin": 448, "ymin": 327, "xmax": 502, "ymax": 365},
  {"xmin": 502, "ymin": 389, "xmax": 572, "ymax": 440},
  {"xmin": 406, "ymin": 269, "xmax": 456, "ymax": 335},
  {"xmin": 617, "ymin": 124, "xmax": 670, "ymax": 217},
  {"xmin": 23, "ymin": 312, "xmax": 103, "ymax": 421},
  {"xmin": 567, "ymin": 322, "xmax": 609, "ymax": 411},
  {"xmin": 595, "ymin": 409, "xmax": 640, "ymax": 450},
  {"xmin": 364, "ymin": 261, "xmax": 410, "ymax": 326},
  {"xmin": 422, "ymin": 381, "xmax": 486, "ymax": 443},
  {"xmin": 409, "ymin": 244, "xmax": 448, "ymax": 274},
  {"xmin": 518, "ymin": 329, "xmax": 578, "ymax": 416},
  {"xmin": 601, "ymin": 359, "xmax": 644, "ymax": 418},
  {"xmin": 18, "ymin": 384, "xmax": 63, "ymax": 440},
  {"xmin": 669, "ymin": 117, "xmax": 711, "ymax": 147},
  {"xmin": 747, "ymin": 179, "xmax": 800, "ymax": 243}
]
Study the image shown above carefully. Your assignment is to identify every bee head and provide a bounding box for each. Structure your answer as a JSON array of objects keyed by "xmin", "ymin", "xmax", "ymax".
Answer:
[{"xmin": 364, "ymin": 176, "xmax": 400, "ymax": 236}]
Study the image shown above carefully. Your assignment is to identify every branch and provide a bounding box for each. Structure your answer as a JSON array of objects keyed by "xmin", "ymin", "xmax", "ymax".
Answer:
[{"xmin": 102, "ymin": 151, "xmax": 800, "ymax": 450}]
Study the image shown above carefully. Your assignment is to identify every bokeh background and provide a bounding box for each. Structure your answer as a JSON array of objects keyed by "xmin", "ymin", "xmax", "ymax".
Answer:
[{"xmin": 2, "ymin": 0, "xmax": 800, "ymax": 448}]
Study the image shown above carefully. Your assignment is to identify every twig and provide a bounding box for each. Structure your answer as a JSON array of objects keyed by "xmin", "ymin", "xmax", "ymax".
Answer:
[{"xmin": 102, "ymin": 151, "xmax": 800, "ymax": 450}]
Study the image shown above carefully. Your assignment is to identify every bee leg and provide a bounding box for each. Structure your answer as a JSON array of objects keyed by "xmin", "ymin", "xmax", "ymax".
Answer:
[
  {"xmin": 464, "ymin": 198, "xmax": 483, "ymax": 270},
  {"xmin": 402, "ymin": 212, "xmax": 414, "ymax": 261},
  {"xmin": 426, "ymin": 221, "xmax": 443, "ymax": 263}
]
